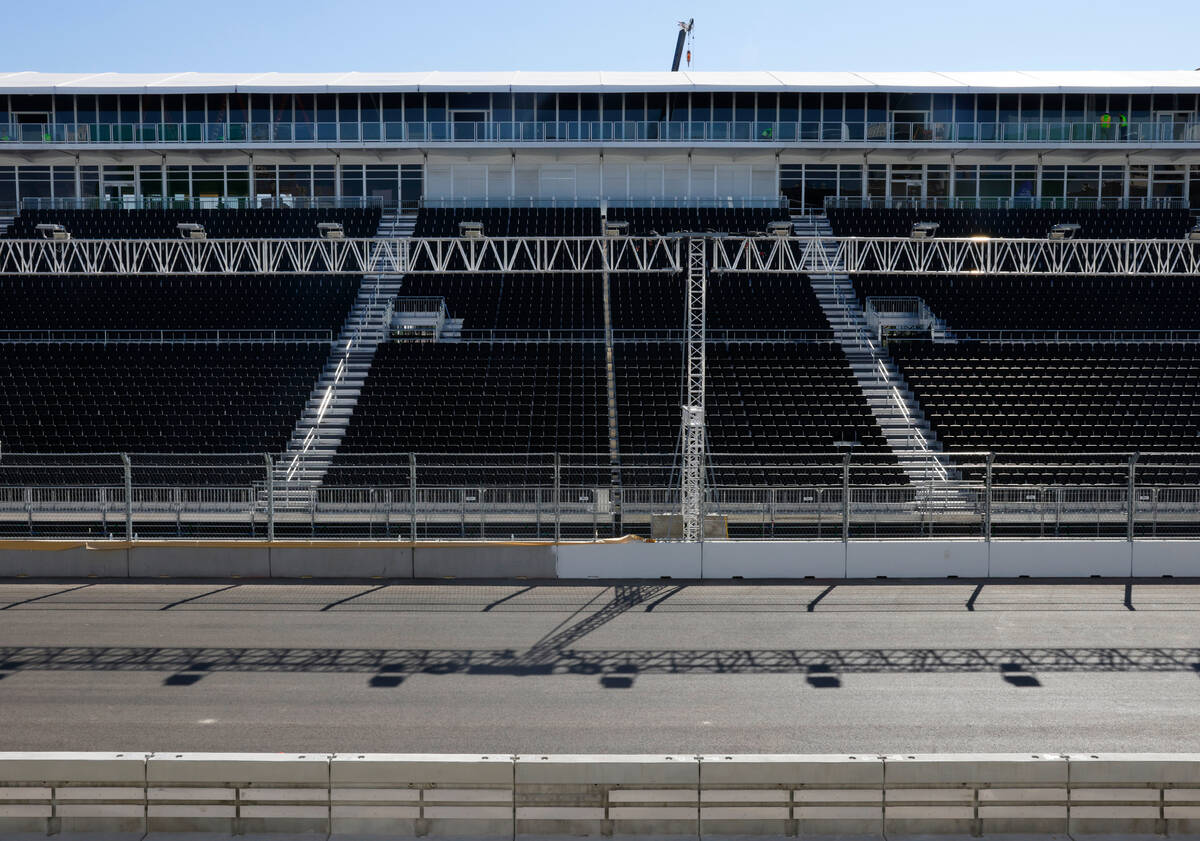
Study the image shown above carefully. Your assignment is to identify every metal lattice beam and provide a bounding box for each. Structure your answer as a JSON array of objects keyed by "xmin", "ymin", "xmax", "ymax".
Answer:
[
  {"xmin": 680, "ymin": 237, "xmax": 707, "ymax": 543},
  {"xmin": 0, "ymin": 237, "xmax": 683, "ymax": 275},
  {"xmin": 711, "ymin": 236, "xmax": 1200, "ymax": 275}
]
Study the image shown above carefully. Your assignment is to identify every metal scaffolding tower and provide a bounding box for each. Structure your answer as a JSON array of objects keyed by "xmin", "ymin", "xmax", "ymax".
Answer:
[{"xmin": 680, "ymin": 236, "xmax": 707, "ymax": 542}]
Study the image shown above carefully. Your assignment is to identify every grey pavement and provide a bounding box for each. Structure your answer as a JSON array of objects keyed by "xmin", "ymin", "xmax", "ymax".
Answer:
[{"xmin": 0, "ymin": 580, "xmax": 1198, "ymax": 754}]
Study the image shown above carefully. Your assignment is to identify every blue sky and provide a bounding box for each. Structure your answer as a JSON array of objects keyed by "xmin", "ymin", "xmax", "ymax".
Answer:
[{"xmin": 5, "ymin": 0, "xmax": 1199, "ymax": 73}]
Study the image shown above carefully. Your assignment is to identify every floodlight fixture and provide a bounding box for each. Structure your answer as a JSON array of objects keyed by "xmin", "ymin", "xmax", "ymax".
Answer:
[
  {"xmin": 35, "ymin": 223, "xmax": 70, "ymax": 241},
  {"xmin": 177, "ymin": 222, "xmax": 206, "ymax": 240}
]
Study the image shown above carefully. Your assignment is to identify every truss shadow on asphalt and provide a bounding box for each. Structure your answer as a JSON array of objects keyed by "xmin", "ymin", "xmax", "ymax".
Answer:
[{"xmin": 1, "ymin": 645, "xmax": 1197, "ymax": 678}]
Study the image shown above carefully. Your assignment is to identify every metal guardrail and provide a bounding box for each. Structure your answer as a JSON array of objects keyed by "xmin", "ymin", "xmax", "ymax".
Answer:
[
  {"xmin": 420, "ymin": 196, "xmax": 789, "ymax": 209},
  {"xmin": 3, "ymin": 119, "xmax": 1199, "ymax": 146},
  {"xmin": 19, "ymin": 196, "xmax": 385, "ymax": 211},
  {"xmin": 825, "ymin": 196, "xmax": 1189, "ymax": 211},
  {"xmin": 1, "ymin": 451, "xmax": 1198, "ymax": 540},
  {"xmin": 0, "ymin": 329, "xmax": 333, "ymax": 344}
]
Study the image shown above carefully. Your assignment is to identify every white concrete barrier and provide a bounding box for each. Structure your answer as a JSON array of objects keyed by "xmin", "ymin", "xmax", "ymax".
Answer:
[
  {"xmin": 884, "ymin": 753, "xmax": 1067, "ymax": 836},
  {"xmin": 0, "ymin": 751, "xmax": 148, "ymax": 837},
  {"xmin": 516, "ymin": 755, "xmax": 697, "ymax": 839},
  {"xmin": 331, "ymin": 754, "xmax": 512, "ymax": 839},
  {"xmin": 700, "ymin": 541, "xmax": 845, "ymax": 578},
  {"xmin": 700, "ymin": 754, "xmax": 882, "ymax": 837},
  {"xmin": 1068, "ymin": 753, "xmax": 1200, "ymax": 836},
  {"xmin": 557, "ymin": 543, "xmax": 701, "ymax": 579},
  {"xmin": 989, "ymin": 539, "xmax": 1133, "ymax": 577},
  {"xmin": 2, "ymin": 752, "xmax": 1200, "ymax": 837},
  {"xmin": 1132, "ymin": 540, "xmax": 1200, "ymax": 577},
  {"xmin": 146, "ymin": 752, "xmax": 329, "ymax": 836},
  {"xmin": 846, "ymin": 540, "xmax": 988, "ymax": 578}
]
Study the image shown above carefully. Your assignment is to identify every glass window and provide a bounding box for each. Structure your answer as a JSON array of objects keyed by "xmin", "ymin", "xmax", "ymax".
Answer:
[
  {"xmin": 293, "ymin": 95, "xmax": 314, "ymax": 125},
  {"xmin": 932, "ymin": 94, "xmax": 952, "ymax": 123},
  {"xmin": 734, "ymin": 92, "xmax": 754, "ymax": 122},
  {"xmin": 667, "ymin": 93, "xmax": 688, "ymax": 122},
  {"xmin": 954, "ymin": 94, "xmax": 973, "ymax": 123},
  {"xmin": 337, "ymin": 93, "xmax": 358, "ymax": 123},
  {"xmin": 1129, "ymin": 94, "xmax": 1151, "ymax": 122},
  {"xmin": 98, "ymin": 96, "xmax": 119, "ymax": 125},
  {"xmin": 1020, "ymin": 94, "xmax": 1040, "ymax": 124},
  {"xmin": 579, "ymin": 93, "xmax": 599, "ymax": 124},
  {"xmin": 1065, "ymin": 165, "xmax": 1099, "ymax": 198},
  {"xmin": 76, "ymin": 95, "xmax": 97, "ymax": 125},
  {"xmin": 712, "ymin": 92, "xmax": 733, "ymax": 121},
  {"xmin": 997, "ymin": 94, "xmax": 1018, "ymax": 124},
  {"xmin": 340, "ymin": 164, "xmax": 363, "ymax": 198},
  {"xmin": 534, "ymin": 93, "xmax": 554, "ymax": 122},
  {"xmin": 1101, "ymin": 165, "xmax": 1123, "ymax": 199},
  {"xmin": 1129, "ymin": 164, "xmax": 1148, "ymax": 199},
  {"xmin": 839, "ymin": 163, "xmax": 863, "ymax": 198},
  {"xmin": 193, "ymin": 165, "xmax": 224, "ymax": 197},
  {"xmin": 382, "ymin": 93, "xmax": 403, "ymax": 123},
  {"xmin": 822, "ymin": 93, "xmax": 842, "ymax": 122},
  {"xmin": 138, "ymin": 164, "xmax": 162, "ymax": 198},
  {"xmin": 278, "ymin": 164, "xmax": 310, "ymax": 197},
  {"xmin": 313, "ymin": 164, "xmax": 335, "ymax": 197},
  {"xmin": 316, "ymin": 94, "xmax": 336, "ymax": 123},
  {"xmin": 1064, "ymin": 95, "xmax": 1085, "ymax": 121},
  {"xmin": 0, "ymin": 166, "xmax": 16, "ymax": 210},
  {"xmin": 53, "ymin": 165, "xmax": 76, "ymax": 199},
  {"xmin": 691, "ymin": 93, "xmax": 711, "ymax": 122},
  {"xmin": 976, "ymin": 94, "xmax": 996, "ymax": 123},
  {"xmin": 757, "ymin": 93, "xmax": 778, "ymax": 122},
  {"xmin": 247, "ymin": 94, "xmax": 268, "ymax": 124},
  {"xmin": 954, "ymin": 165, "xmax": 978, "ymax": 198},
  {"xmin": 513, "ymin": 94, "xmax": 535, "ymax": 122},
  {"xmin": 227, "ymin": 93, "xmax": 246, "ymax": 124},
  {"xmin": 53, "ymin": 95, "xmax": 74, "ymax": 124},
  {"xmin": 1041, "ymin": 165, "xmax": 1065, "ymax": 198},
  {"xmin": 494, "ymin": 93, "xmax": 513, "ymax": 122},
  {"xmin": 778, "ymin": 93, "xmax": 798, "ymax": 123},
  {"xmin": 558, "ymin": 93, "xmax": 579, "ymax": 123},
  {"xmin": 184, "ymin": 95, "xmax": 204, "ymax": 124},
  {"xmin": 167, "ymin": 165, "xmax": 190, "ymax": 198},
  {"xmin": 18, "ymin": 166, "xmax": 52, "ymax": 200},
  {"xmin": 366, "ymin": 164, "xmax": 398, "ymax": 203},
  {"xmin": 801, "ymin": 93, "xmax": 820, "ymax": 123},
  {"xmin": 927, "ymin": 164, "xmax": 949, "ymax": 197},
  {"xmin": 1042, "ymin": 94, "xmax": 1062, "ymax": 122},
  {"xmin": 645, "ymin": 93, "xmax": 664, "ymax": 123},
  {"xmin": 890, "ymin": 93, "xmax": 931, "ymax": 113},
  {"xmin": 400, "ymin": 93, "xmax": 420, "ymax": 124},
  {"xmin": 79, "ymin": 166, "xmax": 99, "ymax": 199},
  {"xmin": 866, "ymin": 93, "xmax": 887, "ymax": 123},
  {"xmin": 11, "ymin": 95, "xmax": 51, "ymax": 114},
  {"xmin": 601, "ymin": 93, "xmax": 621, "ymax": 121},
  {"xmin": 226, "ymin": 165, "xmax": 249, "ymax": 198}
]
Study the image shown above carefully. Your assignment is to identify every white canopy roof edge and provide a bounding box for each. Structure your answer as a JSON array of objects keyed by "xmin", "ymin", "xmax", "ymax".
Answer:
[{"xmin": 0, "ymin": 69, "xmax": 1198, "ymax": 94}]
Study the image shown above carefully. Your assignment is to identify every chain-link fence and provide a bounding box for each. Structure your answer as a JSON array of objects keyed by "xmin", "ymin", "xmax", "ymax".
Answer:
[{"xmin": 1, "ymin": 451, "xmax": 1198, "ymax": 541}]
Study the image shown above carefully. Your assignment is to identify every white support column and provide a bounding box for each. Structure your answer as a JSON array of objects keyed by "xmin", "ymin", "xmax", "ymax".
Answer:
[{"xmin": 680, "ymin": 236, "xmax": 707, "ymax": 543}]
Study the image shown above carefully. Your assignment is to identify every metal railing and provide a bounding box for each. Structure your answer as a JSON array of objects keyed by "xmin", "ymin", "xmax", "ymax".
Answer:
[
  {"xmin": 825, "ymin": 196, "xmax": 1189, "ymax": 211},
  {"xmin": 3, "ymin": 120, "xmax": 1199, "ymax": 146},
  {"xmin": 2, "ymin": 451, "xmax": 1198, "ymax": 541},
  {"xmin": 19, "ymin": 196, "xmax": 385, "ymax": 211},
  {"xmin": 419, "ymin": 196, "xmax": 790, "ymax": 209},
  {"xmin": 0, "ymin": 329, "xmax": 332, "ymax": 344}
]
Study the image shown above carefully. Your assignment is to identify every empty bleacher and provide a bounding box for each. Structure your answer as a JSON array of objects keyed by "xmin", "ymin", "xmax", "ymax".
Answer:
[
  {"xmin": 615, "ymin": 341, "xmax": 903, "ymax": 486},
  {"xmin": 892, "ymin": 340, "xmax": 1200, "ymax": 483},
  {"xmin": 0, "ymin": 342, "xmax": 326, "ymax": 455},
  {"xmin": 855, "ymin": 275, "xmax": 1200, "ymax": 331},
  {"xmin": 607, "ymin": 207, "xmax": 785, "ymax": 235},
  {"xmin": 414, "ymin": 207, "xmax": 600, "ymax": 238},
  {"xmin": 6, "ymin": 207, "xmax": 381, "ymax": 239},
  {"xmin": 396, "ymin": 273, "xmax": 602, "ymax": 331},
  {"xmin": 827, "ymin": 207, "xmax": 1192, "ymax": 239},
  {"xmin": 0, "ymin": 275, "xmax": 359, "ymax": 331},
  {"xmin": 326, "ymin": 341, "xmax": 609, "ymax": 486}
]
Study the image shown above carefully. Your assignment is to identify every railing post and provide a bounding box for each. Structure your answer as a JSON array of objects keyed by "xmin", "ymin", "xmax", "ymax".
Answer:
[
  {"xmin": 408, "ymin": 453, "xmax": 418, "ymax": 542},
  {"xmin": 264, "ymin": 454, "xmax": 275, "ymax": 541},
  {"xmin": 121, "ymin": 453, "xmax": 133, "ymax": 542},
  {"xmin": 1128, "ymin": 452, "xmax": 1138, "ymax": 542},
  {"xmin": 554, "ymin": 453, "xmax": 562, "ymax": 543},
  {"xmin": 984, "ymin": 452, "xmax": 993, "ymax": 541},
  {"xmin": 842, "ymin": 453, "xmax": 851, "ymax": 543}
]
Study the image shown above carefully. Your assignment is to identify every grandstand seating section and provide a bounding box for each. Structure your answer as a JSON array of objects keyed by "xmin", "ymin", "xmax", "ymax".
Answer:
[
  {"xmin": 0, "ymin": 275, "xmax": 359, "ymax": 331},
  {"xmin": 0, "ymin": 342, "xmax": 326, "ymax": 454},
  {"xmin": 827, "ymin": 208, "xmax": 1192, "ymax": 239},
  {"xmin": 892, "ymin": 341, "xmax": 1200, "ymax": 483},
  {"xmin": 854, "ymin": 275, "xmax": 1200, "ymax": 331},
  {"xmin": 607, "ymin": 207, "xmax": 785, "ymax": 235},
  {"xmin": 414, "ymin": 208, "xmax": 599, "ymax": 237},
  {"xmin": 6, "ymin": 208, "xmax": 381, "ymax": 239},
  {"xmin": 396, "ymin": 273, "xmax": 603, "ymax": 331}
]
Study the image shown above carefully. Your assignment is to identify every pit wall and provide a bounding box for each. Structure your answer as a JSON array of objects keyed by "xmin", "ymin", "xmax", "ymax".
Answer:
[
  {"xmin": 0, "ymin": 538, "xmax": 1195, "ymax": 579},
  {"xmin": 0, "ymin": 752, "xmax": 1197, "ymax": 837}
]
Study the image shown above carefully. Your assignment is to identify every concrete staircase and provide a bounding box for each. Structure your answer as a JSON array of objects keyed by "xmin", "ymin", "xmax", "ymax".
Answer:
[
  {"xmin": 797, "ymin": 213, "xmax": 956, "ymax": 489},
  {"xmin": 271, "ymin": 211, "xmax": 414, "ymax": 496}
]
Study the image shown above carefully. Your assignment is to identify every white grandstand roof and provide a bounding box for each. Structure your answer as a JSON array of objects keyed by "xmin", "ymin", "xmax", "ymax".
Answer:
[{"xmin": 0, "ymin": 70, "xmax": 1198, "ymax": 94}]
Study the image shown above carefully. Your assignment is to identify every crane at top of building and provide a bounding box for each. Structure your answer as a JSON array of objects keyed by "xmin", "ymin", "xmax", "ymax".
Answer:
[{"xmin": 671, "ymin": 19, "xmax": 694, "ymax": 71}]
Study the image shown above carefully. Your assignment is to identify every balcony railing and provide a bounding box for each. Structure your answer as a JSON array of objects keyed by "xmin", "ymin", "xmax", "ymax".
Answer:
[
  {"xmin": 824, "ymin": 196, "xmax": 1189, "ymax": 211},
  {"xmin": 3, "ymin": 120, "xmax": 1199, "ymax": 146}
]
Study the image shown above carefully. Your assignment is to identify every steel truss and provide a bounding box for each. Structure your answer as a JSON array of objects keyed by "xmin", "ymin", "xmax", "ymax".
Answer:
[
  {"xmin": 0, "ymin": 237, "xmax": 681, "ymax": 275},
  {"xmin": 680, "ymin": 237, "xmax": 707, "ymax": 543},
  {"xmin": 712, "ymin": 236, "xmax": 1200, "ymax": 275}
]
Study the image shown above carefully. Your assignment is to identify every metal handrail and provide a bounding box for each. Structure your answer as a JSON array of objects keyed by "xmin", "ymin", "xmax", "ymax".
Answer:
[
  {"xmin": 19, "ymin": 196, "xmax": 384, "ymax": 211},
  {"xmin": 3, "ymin": 120, "xmax": 1199, "ymax": 146},
  {"xmin": 825, "ymin": 196, "xmax": 1188, "ymax": 211},
  {"xmin": 0, "ymin": 329, "xmax": 332, "ymax": 344}
]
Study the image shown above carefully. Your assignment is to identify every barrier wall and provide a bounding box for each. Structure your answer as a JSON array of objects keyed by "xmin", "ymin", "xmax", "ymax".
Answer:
[
  {"xmin": 1, "ymin": 752, "xmax": 1198, "ymax": 837},
  {"xmin": 0, "ymin": 538, "xmax": 1195, "ymax": 579}
]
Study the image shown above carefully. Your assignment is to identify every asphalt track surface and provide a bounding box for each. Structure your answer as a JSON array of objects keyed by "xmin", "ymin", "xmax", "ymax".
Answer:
[{"xmin": 1, "ymin": 579, "xmax": 1198, "ymax": 754}]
